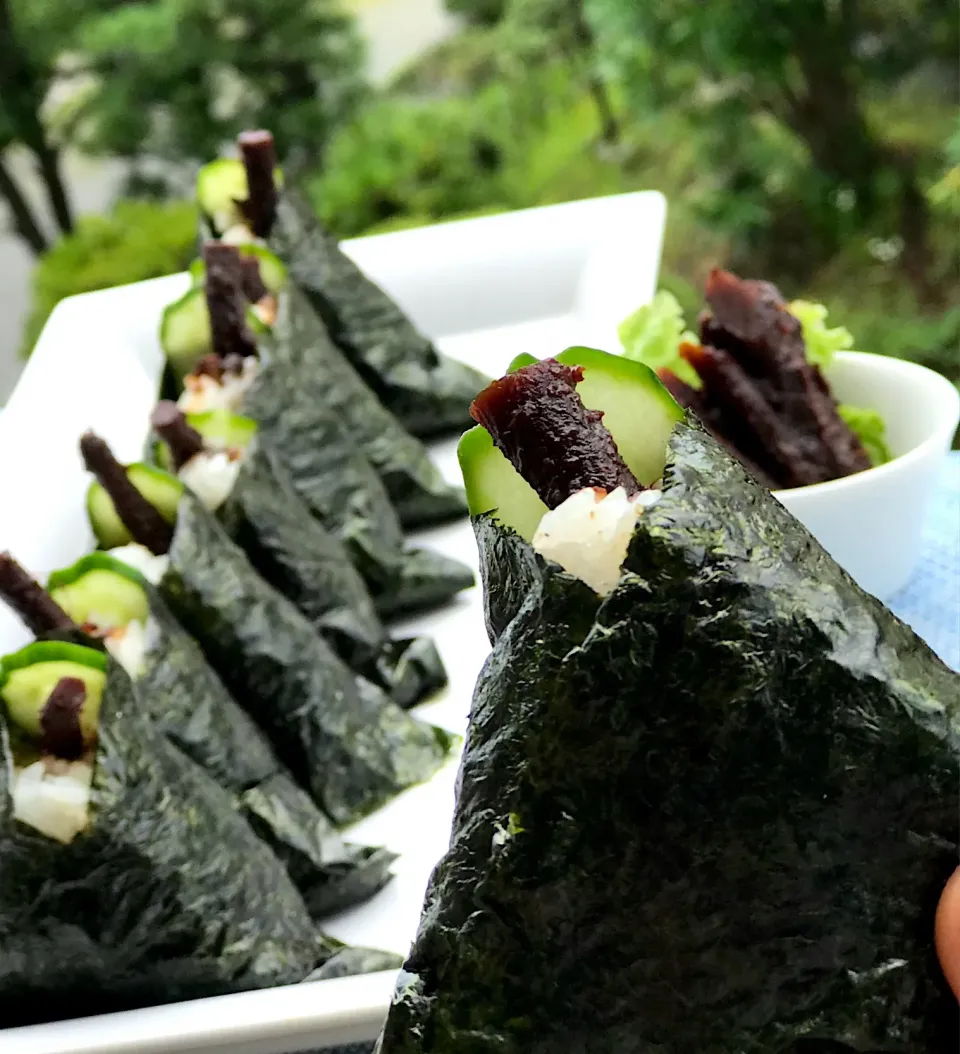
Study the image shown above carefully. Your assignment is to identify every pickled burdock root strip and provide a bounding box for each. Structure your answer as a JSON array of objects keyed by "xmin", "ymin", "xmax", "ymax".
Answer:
[
  {"xmin": 469, "ymin": 359, "xmax": 642, "ymax": 509},
  {"xmin": 203, "ymin": 243, "xmax": 258, "ymax": 359},
  {"xmin": 80, "ymin": 432, "xmax": 173, "ymax": 556},
  {"xmin": 40, "ymin": 676, "xmax": 87, "ymax": 760},
  {"xmin": 238, "ymin": 129, "xmax": 278, "ymax": 238},
  {"xmin": 240, "ymin": 256, "xmax": 269, "ymax": 304},
  {"xmin": 151, "ymin": 401, "xmax": 206, "ymax": 470},
  {"xmin": 0, "ymin": 552, "xmax": 76, "ymax": 637},
  {"xmin": 679, "ymin": 343, "xmax": 823, "ymax": 489}
]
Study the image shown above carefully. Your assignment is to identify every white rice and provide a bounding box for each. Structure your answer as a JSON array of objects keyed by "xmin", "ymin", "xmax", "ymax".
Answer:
[
  {"xmin": 532, "ymin": 486, "xmax": 660, "ymax": 596},
  {"xmin": 179, "ymin": 451, "xmax": 241, "ymax": 512},
  {"xmin": 13, "ymin": 758, "xmax": 92, "ymax": 844},
  {"xmin": 108, "ymin": 544, "xmax": 170, "ymax": 586},
  {"xmin": 104, "ymin": 618, "xmax": 154, "ymax": 680},
  {"xmin": 178, "ymin": 357, "xmax": 260, "ymax": 414},
  {"xmin": 220, "ymin": 224, "xmax": 261, "ymax": 247}
]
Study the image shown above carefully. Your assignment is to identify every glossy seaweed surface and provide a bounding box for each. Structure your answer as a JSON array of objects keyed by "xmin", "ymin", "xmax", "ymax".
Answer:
[
  {"xmin": 0, "ymin": 662, "xmax": 320, "ymax": 1025},
  {"xmin": 270, "ymin": 283, "xmax": 467, "ymax": 529},
  {"xmin": 220, "ymin": 438, "xmax": 446, "ymax": 707},
  {"xmin": 268, "ymin": 190, "xmax": 489, "ymax": 440},
  {"xmin": 243, "ymin": 336, "xmax": 474, "ymax": 617},
  {"xmin": 377, "ymin": 423, "xmax": 960, "ymax": 1053},
  {"xmin": 159, "ymin": 492, "xmax": 456, "ymax": 825}
]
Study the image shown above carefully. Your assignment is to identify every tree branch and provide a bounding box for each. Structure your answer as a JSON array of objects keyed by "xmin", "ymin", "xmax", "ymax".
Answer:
[
  {"xmin": 0, "ymin": 152, "xmax": 49, "ymax": 255},
  {"xmin": 33, "ymin": 143, "xmax": 73, "ymax": 235}
]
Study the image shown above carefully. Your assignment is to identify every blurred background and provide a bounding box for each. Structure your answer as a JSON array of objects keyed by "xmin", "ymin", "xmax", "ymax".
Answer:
[{"xmin": 1, "ymin": 0, "xmax": 957, "ymax": 402}]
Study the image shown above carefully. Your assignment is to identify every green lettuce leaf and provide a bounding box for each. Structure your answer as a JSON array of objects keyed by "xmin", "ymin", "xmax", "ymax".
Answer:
[
  {"xmin": 788, "ymin": 299, "xmax": 854, "ymax": 369},
  {"xmin": 838, "ymin": 404, "xmax": 892, "ymax": 467},
  {"xmin": 618, "ymin": 291, "xmax": 700, "ymax": 388}
]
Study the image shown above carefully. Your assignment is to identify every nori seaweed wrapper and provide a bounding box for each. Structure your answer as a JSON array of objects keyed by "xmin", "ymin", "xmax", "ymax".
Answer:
[
  {"xmin": 135, "ymin": 593, "xmax": 397, "ymax": 917},
  {"xmin": 241, "ymin": 344, "xmax": 475, "ymax": 616},
  {"xmin": 0, "ymin": 660, "xmax": 320, "ymax": 1026},
  {"xmin": 158, "ymin": 490, "xmax": 456, "ymax": 824},
  {"xmin": 268, "ymin": 282, "xmax": 467, "ymax": 529},
  {"xmin": 217, "ymin": 436, "xmax": 447, "ymax": 707},
  {"xmin": 473, "ymin": 515, "xmax": 542, "ymax": 646},
  {"xmin": 266, "ymin": 189, "xmax": 489, "ymax": 439},
  {"xmin": 377, "ymin": 422, "xmax": 960, "ymax": 1053}
]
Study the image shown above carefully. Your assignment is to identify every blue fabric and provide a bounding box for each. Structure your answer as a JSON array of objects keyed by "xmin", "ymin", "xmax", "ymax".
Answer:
[{"xmin": 888, "ymin": 452, "xmax": 960, "ymax": 671}]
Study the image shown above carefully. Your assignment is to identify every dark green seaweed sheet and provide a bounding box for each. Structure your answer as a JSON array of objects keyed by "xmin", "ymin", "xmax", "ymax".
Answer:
[
  {"xmin": 473, "ymin": 515, "xmax": 542, "ymax": 646},
  {"xmin": 160, "ymin": 490, "xmax": 456, "ymax": 824},
  {"xmin": 242, "ymin": 348, "xmax": 475, "ymax": 615},
  {"xmin": 269, "ymin": 283, "xmax": 467, "ymax": 529},
  {"xmin": 219, "ymin": 437, "xmax": 446, "ymax": 707},
  {"xmin": 0, "ymin": 661, "xmax": 320, "ymax": 1025},
  {"xmin": 266, "ymin": 189, "xmax": 489, "ymax": 440},
  {"xmin": 377, "ymin": 422, "xmax": 960, "ymax": 1054},
  {"xmin": 138, "ymin": 594, "xmax": 396, "ymax": 917}
]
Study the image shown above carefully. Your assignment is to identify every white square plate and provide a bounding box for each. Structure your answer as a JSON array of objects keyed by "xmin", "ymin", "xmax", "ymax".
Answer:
[{"xmin": 0, "ymin": 191, "xmax": 666, "ymax": 1054}]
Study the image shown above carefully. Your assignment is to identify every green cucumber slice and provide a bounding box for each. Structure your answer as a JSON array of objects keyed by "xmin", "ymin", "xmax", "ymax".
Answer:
[
  {"xmin": 86, "ymin": 464, "xmax": 184, "ymax": 549},
  {"xmin": 188, "ymin": 409, "xmax": 257, "ymax": 451},
  {"xmin": 160, "ymin": 287, "xmax": 212, "ymax": 382},
  {"xmin": 189, "ymin": 245, "xmax": 288, "ymax": 295},
  {"xmin": 196, "ymin": 158, "xmax": 284, "ymax": 235},
  {"xmin": 459, "ymin": 347, "xmax": 683, "ymax": 541},
  {"xmin": 0, "ymin": 642, "xmax": 107, "ymax": 745},
  {"xmin": 507, "ymin": 353, "xmax": 537, "ymax": 372},
  {"xmin": 160, "ymin": 285, "xmax": 267, "ymax": 383},
  {"xmin": 48, "ymin": 554, "xmax": 151, "ymax": 631}
]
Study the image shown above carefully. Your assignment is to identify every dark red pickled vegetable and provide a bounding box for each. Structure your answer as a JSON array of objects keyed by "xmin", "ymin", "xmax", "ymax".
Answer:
[
  {"xmin": 80, "ymin": 432, "xmax": 174, "ymax": 556},
  {"xmin": 203, "ymin": 244, "xmax": 258, "ymax": 360},
  {"xmin": 471, "ymin": 359, "xmax": 642, "ymax": 508}
]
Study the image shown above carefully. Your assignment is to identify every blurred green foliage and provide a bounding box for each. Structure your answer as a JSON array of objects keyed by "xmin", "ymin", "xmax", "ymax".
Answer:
[
  {"xmin": 0, "ymin": 0, "xmax": 365, "ymax": 258},
  {"xmin": 20, "ymin": 199, "xmax": 197, "ymax": 356},
  {"xmin": 15, "ymin": 0, "xmax": 959, "ymax": 403},
  {"xmin": 313, "ymin": 0, "xmax": 958, "ymax": 386}
]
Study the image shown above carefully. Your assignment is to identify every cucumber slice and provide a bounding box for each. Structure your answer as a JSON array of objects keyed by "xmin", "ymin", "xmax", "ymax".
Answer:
[
  {"xmin": 160, "ymin": 284, "xmax": 267, "ymax": 382},
  {"xmin": 196, "ymin": 158, "xmax": 284, "ymax": 235},
  {"xmin": 458, "ymin": 426, "xmax": 547, "ymax": 543},
  {"xmin": 0, "ymin": 643, "xmax": 107, "ymax": 745},
  {"xmin": 160, "ymin": 287, "xmax": 212, "ymax": 382},
  {"xmin": 459, "ymin": 347, "xmax": 683, "ymax": 541},
  {"xmin": 507, "ymin": 353, "xmax": 537, "ymax": 372},
  {"xmin": 189, "ymin": 409, "xmax": 257, "ymax": 451},
  {"xmin": 189, "ymin": 245, "xmax": 288, "ymax": 295},
  {"xmin": 86, "ymin": 464, "xmax": 184, "ymax": 549},
  {"xmin": 555, "ymin": 347, "xmax": 683, "ymax": 487},
  {"xmin": 155, "ymin": 410, "xmax": 256, "ymax": 472},
  {"xmin": 48, "ymin": 554, "xmax": 151, "ymax": 632}
]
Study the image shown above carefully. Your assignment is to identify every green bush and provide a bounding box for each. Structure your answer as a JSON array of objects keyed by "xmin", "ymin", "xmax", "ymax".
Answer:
[
  {"xmin": 307, "ymin": 95, "xmax": 512, "ymax": 238},
  {"xmin": 21, "ymin": 199, "xmax": 198, "ymax": 357}
]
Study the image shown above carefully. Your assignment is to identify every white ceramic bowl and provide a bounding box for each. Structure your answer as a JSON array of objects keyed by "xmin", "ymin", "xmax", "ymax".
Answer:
[{"xmin": 773, "ymin": 351, "xmax": 959, "ymax": 600}]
